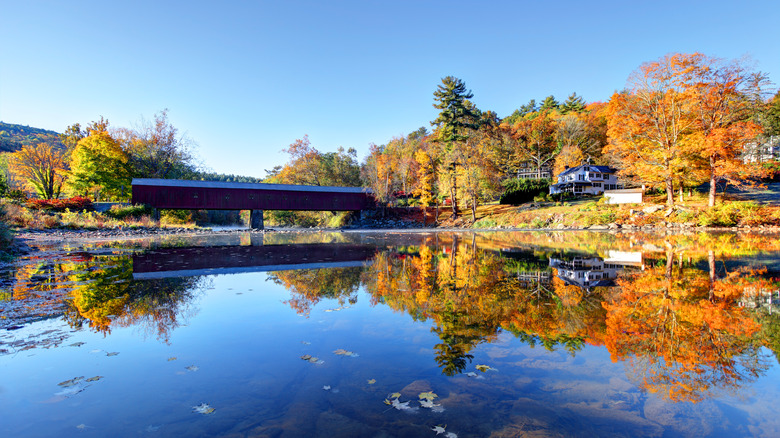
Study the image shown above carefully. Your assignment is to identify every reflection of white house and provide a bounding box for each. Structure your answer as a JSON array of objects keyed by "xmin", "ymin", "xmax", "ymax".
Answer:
[
  {"xmin": 549, "ymin": 251, "xmax": 643, "ymax": 289},
  {"xmin": 549, "ymin": 164, "xmax": 621, "ymax": 196}
]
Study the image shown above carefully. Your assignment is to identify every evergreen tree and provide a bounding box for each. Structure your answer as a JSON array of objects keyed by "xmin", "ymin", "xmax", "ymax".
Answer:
[
  {"xmin": 560, "ymin": 92, "xmax": 586, "ymax": 114},
  {"xmin": 540, "ymin": 95, "xmax": 560, "ymax": 111},
  {"xmin": 431, "ymin": 76, "xmax": 480, "ymax": 217}
]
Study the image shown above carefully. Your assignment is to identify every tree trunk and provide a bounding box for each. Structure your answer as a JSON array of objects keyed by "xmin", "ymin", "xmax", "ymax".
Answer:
[
  {"xmin": 449, "ymin": 167, "xmax": 458, "ymax": 218},
  {"xmin": 422, "ymin": 206, "xmax": 427, "ymax": 226},
  {"xmin": 708, "ymin": 155, "xmax": 717, "ymax": 207},
  {"xmin": 708, "ymin": 250, "xmax": 716, "ymax": 302},
  {"xmin": 665, "ymin": 176, "xmax": 675, "ymax": 207},
  {"xmin": 471, "ymin": 194, "xmax": 477, "ymax": 222}
]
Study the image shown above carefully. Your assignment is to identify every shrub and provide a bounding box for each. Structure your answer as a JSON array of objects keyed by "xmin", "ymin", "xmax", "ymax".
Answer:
[
  {"xmin": 26, "ymin": 196, "xmax": 93, "ymax": 212},
  {"xmin": 473, "ymin": 218, "xmax": 497, "ymax": 228},
  {"xmin": 698, "ymin": 202, "xmax": 760, "ymax": 227},
  {"xmin": 104, "ymin": 204, "xmax": 153, "ymax": 220},
  {"xmin": 499, "ymin": 178, "xmax": 551, "ymax": 205}
]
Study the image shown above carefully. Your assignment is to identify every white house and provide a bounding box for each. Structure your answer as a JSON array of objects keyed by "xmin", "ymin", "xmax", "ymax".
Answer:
[{"xmin": 549, "ymin": 164, "xmax": 621, "ymax": 196}]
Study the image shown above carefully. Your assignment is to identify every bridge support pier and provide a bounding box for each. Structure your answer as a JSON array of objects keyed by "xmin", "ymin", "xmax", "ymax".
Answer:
[{"xmin": 250, "ymin": 209, "xmax": 264, "ymax": 230}]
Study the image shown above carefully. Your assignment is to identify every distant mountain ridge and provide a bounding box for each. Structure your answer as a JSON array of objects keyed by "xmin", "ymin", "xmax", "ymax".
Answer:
[{"xmin": 0, "ymin": 121, "xmax": 64, "ymax": 152}]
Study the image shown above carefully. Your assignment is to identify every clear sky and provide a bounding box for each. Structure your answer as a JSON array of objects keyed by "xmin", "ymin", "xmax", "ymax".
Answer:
[{"xmin": 1, "ymin": 0, "xmax": 778, "ymax": 178}]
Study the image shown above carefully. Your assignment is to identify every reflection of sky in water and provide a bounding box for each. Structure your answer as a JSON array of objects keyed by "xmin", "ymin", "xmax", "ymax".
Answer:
[{"xmin": 2, "ymin": 232, "xmax": 780, "ymax": 437}]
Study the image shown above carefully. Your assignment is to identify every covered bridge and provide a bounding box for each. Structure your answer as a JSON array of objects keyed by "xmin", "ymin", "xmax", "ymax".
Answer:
[{"xmin": 131, "ymin": 178, "xmax": 374, "ymax": 229}]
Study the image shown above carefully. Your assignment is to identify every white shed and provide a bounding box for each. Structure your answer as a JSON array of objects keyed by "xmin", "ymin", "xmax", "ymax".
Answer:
[{"xmin": 604, "ymin": 188, "xmax": 643, "ymax": 204}]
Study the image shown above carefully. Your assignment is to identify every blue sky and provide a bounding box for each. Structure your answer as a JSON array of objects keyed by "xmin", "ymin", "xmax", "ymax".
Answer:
[{"xmin": 1, "ymin": 0, "xmax": 778, "ymax": 178}]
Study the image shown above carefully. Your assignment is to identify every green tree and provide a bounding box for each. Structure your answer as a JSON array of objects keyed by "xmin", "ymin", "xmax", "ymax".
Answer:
[
  {"xmin": 540, "ymin": 95, "xmax": 560, "ymax": 111},
  {"xmin": 58, "ymin": 123, "xmax": 86, "ymax": 158},
  {"xmin": 117, "ymin": 109, "xmax": 197, "ymax": 179},
  {"xmin": 560, "ymin": 92, "xmax": 586, "ymax": 114},
  {"xmin": 431, "ymin": 76, "xmax": 480, "ymax": 217}
]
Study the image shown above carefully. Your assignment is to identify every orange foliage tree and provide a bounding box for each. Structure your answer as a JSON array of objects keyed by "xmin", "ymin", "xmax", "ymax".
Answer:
[{"xmin": 8, "ymin": 142, "xmax": 68, "ymax": 199}]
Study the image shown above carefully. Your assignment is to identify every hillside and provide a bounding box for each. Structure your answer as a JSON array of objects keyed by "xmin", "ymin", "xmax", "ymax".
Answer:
[{"xmin": 0, "ymin": 122, "xmax": 64, "ymax": 153}]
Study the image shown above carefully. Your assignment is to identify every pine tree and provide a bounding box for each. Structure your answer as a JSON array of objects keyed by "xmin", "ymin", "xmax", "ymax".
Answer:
[
  {"xmin": 560, "ymin": 92, "xmax": 586, "ymax": 114},
  {"xmin": 431, "ymin": 76, "xmax": 479, "ymax": 218},
  {"xmin": 540, "ymin": 95, "xmax": 560, "ymax": 111}
]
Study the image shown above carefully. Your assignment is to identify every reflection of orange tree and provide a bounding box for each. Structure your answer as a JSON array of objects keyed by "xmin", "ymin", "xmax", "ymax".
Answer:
[
  {"xmin": 268, "ymin": 266, "xmax": 363, "ymax": 316},
  {"xmin": 603, "ymin": 250, "xmax": 769, "ymax": 402},
  {"xmin": 362, "ymin": 239, "xmax": 608, "ymax": 374},
  {"xmin": 65, "ymin": 256, "xmax": 205, "ymax": 342}
]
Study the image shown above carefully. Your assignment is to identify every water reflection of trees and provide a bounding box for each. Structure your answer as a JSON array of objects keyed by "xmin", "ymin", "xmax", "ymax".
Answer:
[
  {"xmin": 63, "ymin": 256, "xmax": 205, "ymax": 342},
  {"xmin": 274, "ymin": 235, "xmax": 780, "ymax": 402},
  {"xmin": 268, "ymin": 267, "xmax": 363, "ymax": 316},
  {"xmin": 603, "ymin": 249, "xmax": 775, "ymax": 402}
]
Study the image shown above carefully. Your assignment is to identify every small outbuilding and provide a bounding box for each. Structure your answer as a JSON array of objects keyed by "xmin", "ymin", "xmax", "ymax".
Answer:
[{"xmin": 603, "ymin": 188, "xmax": 644, "ymax": 205}]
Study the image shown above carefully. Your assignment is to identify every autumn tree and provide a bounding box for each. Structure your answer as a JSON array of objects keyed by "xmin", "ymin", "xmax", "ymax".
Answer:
[
  {"xmin": 115, "ymin": 109, "xmax": 197, "ymax": 179},
  {"xmin": 687, "ymin": 56, "xmax": 768, "ymax": 206},
  {"xmin": 506, "ymin": 109, "xmax": 560, "ymax": 178},
  {"xmin": 431, "ymin": 76, "xmax": 480, "ymax": 218},
  {"xmin": 7, "ymin": 142, "xmax": 68, "ymax": 199},
  {"xmin": 69, "ymin": 130, "xmax": 131, "ymax": 201},
  {"xmin": 58, "ymin": 123, "xmax": 86, "ymax": 158},
  {"xmin": 606, "ymin": 53, "xmax": 702, "ymax": 206}
]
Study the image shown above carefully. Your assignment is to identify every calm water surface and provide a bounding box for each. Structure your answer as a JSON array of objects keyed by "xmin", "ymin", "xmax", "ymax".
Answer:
[{"xmin": 1, "ymin": 231, "xmax": 779, "ymax": 437}]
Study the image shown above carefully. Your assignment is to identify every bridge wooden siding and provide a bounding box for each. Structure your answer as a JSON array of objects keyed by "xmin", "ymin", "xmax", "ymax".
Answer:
[{"xmin": 131, "ymin": 178, "xmax": 373, "ymax": 211}]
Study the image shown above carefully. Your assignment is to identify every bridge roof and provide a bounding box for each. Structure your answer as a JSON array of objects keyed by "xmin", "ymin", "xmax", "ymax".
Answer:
[{"xmin": 132, "ymin": 178, "xmax": 369, "ymax": 194}]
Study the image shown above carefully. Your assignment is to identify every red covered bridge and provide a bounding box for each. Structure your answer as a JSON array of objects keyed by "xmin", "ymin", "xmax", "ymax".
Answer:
[{"xmin": 131, "ymin": 178, "xmax": 374, "ymax": 229}]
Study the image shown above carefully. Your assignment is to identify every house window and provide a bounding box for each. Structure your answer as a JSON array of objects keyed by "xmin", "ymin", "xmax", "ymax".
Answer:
[
  {"xmin": 578, "ymin": 174, "xmax": 584, "ymax": 181},
  {"xmin": 593, "ymin": 183, "xmax": 601, "ymax": 187}
]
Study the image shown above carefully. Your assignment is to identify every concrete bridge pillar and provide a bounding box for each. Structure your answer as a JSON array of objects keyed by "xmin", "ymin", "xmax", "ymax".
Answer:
[{"xmin": 250, "ymin": 209, "xmax": 264, "ymax": 230}]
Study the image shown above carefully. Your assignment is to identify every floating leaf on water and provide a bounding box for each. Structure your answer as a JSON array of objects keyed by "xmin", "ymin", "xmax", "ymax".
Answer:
[
  {"xmin": 445, "ymin": 432, "xmax": 457, "ymax": 438},
  {"xmin": 475, "ymin": 364, "xmax": 497, "ymax": 372},
  {"xmin": 418, "ymin": 391, "xmax": 438, "ymax": 401},
  {"xmin": 69, "ymin": 342, "xmax": 85, "ymax": 347},
  {"xmin": 389, "ymin": 398, "xmax": 416, "ymax": 412},
  {"xmin": 192, "ymin": 403, "xmax": 215, "ymax": 414},
  {"xmin": 76, "ymin": 424, "xmax": 93, "ymax": 430},
  {"xmin": 301, "ymin": 354, "xmax": 312, "ymax": 361},
  {"xmin": 301, "ymin": 341, "xmax": 311, "ymax": 345},
  {"xmin": 167, "ymin": 357, "xmax": 177, "ymax": 361},
  {"xmin": 58, "ymin": 376, "xmax": 85, "ymax": 387},
  {"xmin": 333, "ymin": 349, "xmax": 359, "ymax": 357},
  {"xmin": 389, "ymin": 392, "xmax": 401, "ymax": 399},
  {"xmin": 465, "ymin": 372, "xmax": 477, "ymax": 378},
  {"xmin": 308, "ymin": 357, "xmax": 323, "ymax": 364},
  {"xmin": 367, "ymin": 379, "xmax": 376, "ymax": 385},
  {"xmin": 323, "ymin": 385, "xmax": 331, "ymax": 391},
  {"xmin": 105, "ymin": 352, "xmax": 119, "ymax": 357},
  {"xmin": 383, "ymin": 398, "xmax": 392, "ymax": 405},
  {"xmin": 185, "ymin": 365, "xmax": 199, "ymax": 372},
  {"xmin": 432, "ymin": 425, "xmax": 446, "ymax": 435},
  {"xmin": 420, "ymin": 399, "xmax": 444, "ymax": 412},
  {"xmin": 85, "ymin": 376, "xmax": 103, "ymax": 382}
]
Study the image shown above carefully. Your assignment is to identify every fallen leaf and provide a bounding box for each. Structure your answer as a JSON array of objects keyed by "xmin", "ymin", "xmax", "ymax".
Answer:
[
  {"xmin": 301, "ymin": 354, "xmax": 312, "ymax": 361},
  {"xmin": 323, "ymin": 385, "xmax": 331, "ymax": 391},
  {"xmin": 75, "ymin": 424, "xmax": 93, "ymax": 430},
  {"xmin": 85, "ymin": 376, "xmax": 103, "ymax": 382},
  {"xmin": 419, "ymin": 391, "xmax": 438, "ymax": 401},
  {"xmin": 185, "ymin": 365, "xmax": 199, "ymax": 372},
  {"xmin": 192, "ymin": 403, "xmax": 215, "ymax": 414},
  {"xmin": 58, "ymin": 376, "xmax": 85, "ymax": 387},
  {"xmin": 367, "ymin": 379, "xmax": 376, "ymax": 385},
  {"xmin": 466, "ymin": 372, "xmax": 477, "ymax": 377},
  {"xmin": 475, "ymin": 364, "xmax": 497, "ymax": 372},
  {"xmin": 167, "ymin": 357, "xmax": 177, "ymax": 361},
  {"xmin": 105, "ymin": 352, "xmax": 119, "ymax": 357},
  {"xmin": 333, "ymin": 349, "xmax": 359, "ymax": 357},
  {"xmin": 445, "ymin": 433, "xmax": 457, "ymax": 438},
  {"xmin": 432, "ymin": 425, "xmax": 446, "ymax": 435},
  {"xmin": 389, "ymin": 392, "xmax": 401, "ymax": 399},
  {"xmin": 69, "ymin": 342, "xmax": 85, "ymax": 347}
]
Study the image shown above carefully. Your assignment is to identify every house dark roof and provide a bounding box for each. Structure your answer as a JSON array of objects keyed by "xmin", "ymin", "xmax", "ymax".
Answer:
[{"xmin": 557, "ymin": 164, "xmax": 615, "ymax": 178}]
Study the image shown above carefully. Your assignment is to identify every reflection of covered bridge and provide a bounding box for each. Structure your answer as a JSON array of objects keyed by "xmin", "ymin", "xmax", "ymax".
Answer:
[
  {"xmin": 132, "ymin": 243, "xmax": 378, "ymax": 279},
  {"xmin": 131, "ymin": 179, "xmax": 374, "ymax": 229}
]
